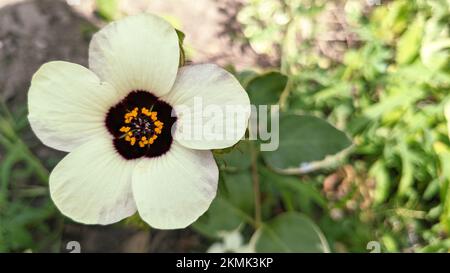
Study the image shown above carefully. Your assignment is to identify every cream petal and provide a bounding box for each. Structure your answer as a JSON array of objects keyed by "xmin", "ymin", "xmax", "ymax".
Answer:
[
  {"xmin": 28, "ymin": 61, "xmax": 117, "ymax": 152},
  {"xmin": 49, "ymin": 138, "xmax": 137, "ymax": 225},
  {"xmin": 89, "ymin": 13, "xmax": 180, "ymax": 98},
  {"xmin": 132, "ymin": 142, "xmax": 218, "ymax": 229},
  {"xmin": 162, "ymin": 64, "xmax": 251, "ymax": 150}
]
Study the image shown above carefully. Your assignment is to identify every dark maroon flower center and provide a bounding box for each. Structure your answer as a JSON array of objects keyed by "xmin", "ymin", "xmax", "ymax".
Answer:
[{"xmin": 105, "ymin": 90, "xmax": 177, "ymax": 160}]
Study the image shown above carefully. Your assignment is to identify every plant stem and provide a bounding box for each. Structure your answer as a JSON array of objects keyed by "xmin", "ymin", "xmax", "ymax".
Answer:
[
  {"xmin": 250, "ymin": 141, "xmax": 262, "ymax": 228},
  {"xmin": 279, "ymin": 78, "xmax": 293, "ymax": 111}
]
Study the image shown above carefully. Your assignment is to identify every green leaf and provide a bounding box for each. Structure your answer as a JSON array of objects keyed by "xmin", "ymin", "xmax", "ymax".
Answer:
[
  {"xmin": 259, "ymin": 167, "xmax": 327, "ymax": 213},
  {"xmin": 369, "ymin": 160, "xmax": 391, "ymax": 205},
  {"xmin": 363, "ymin": 87, "xmax": 424, "ymax": 120},
  {"xmin": 192, "ymin": 197, "xmax": 245, "ymax": 238},
  {"xmin": 246, "ymin": 72, "xmax": 288, "ymax": 106},
  {"xmin": 397, "ymin": 143, "xmax": 415, "ymax": 197},
  {"xmin": 175, "ymin": 29, "xmax": 186, "ymax": 67},
  {"xmin": 236, "ymin": 70, "xmax": 259, "ymax": 88},
  {"xmin": 0, "ymin": 145, "xmax": 22, "ymax": 196},
  {"xmin": 193, "ymin": 172, "xmax": 254, "ymax": 238},
  {"xmin": 420, "ymin": 17, "xmax": 450, "ymax": 70},
  {"xmin": 221, "ymin": 172, "xmax": 254, "ymax": 215},
  {"xmin": 262, "ymin": 114, "xmax": 352, "ymax": 171},
  {"xmin": 95, "ymin": 0, "xmax": 120, "ymax": 22},
  {"xmin": 396, "ymin": 15, "xmax": 424, "ymax": 64},
  {"xmin": 214, "ymin": 141, "xmax": 252, "ymax": 172},
  {"xmin": 254, "ymin": 212, "xmax": 330, "ymax": 253}
]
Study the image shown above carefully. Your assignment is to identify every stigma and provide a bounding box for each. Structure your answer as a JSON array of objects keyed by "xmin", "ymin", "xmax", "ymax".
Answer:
[{"xmin": 119, "ymin": 107, "xmax": 164, "ymax": 148}]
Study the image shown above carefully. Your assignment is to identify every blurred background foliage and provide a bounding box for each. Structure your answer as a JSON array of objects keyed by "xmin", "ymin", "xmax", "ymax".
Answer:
[{"xmin": 0, "ymin": 0, "xmax": 449, "ymax": 252}]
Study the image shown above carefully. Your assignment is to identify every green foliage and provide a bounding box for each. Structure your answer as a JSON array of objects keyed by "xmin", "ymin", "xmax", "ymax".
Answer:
[
  {"xmin": 262, "ymin": 114, "xmax": 352, "ymax": 171},
  {"xmin": 0, "ymin": 102, "xmax": 58, "ymax": 252},
  {"xmin": 235, "ymin": 0, "xmax": 450, "ymax": 252},
  {"xmin": 194, "ymin": 68, "xmax": 351, "ymax": 251},
  {"xmin": 254, "ymin": 212, "xmax": 330, "ymax": 253},
  {"xmin": 246, "ymin": 72, "xmax": 288, "ymax": 106},
  {"xmin": 176, "ymin": 29, "xmax": 187, "ymax": 67},
  {"xmin": 2, "ymin": 0, "xmax": 449, "ymax": 253}
]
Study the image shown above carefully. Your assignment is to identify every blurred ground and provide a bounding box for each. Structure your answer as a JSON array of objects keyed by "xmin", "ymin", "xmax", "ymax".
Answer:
[
  {"xmin": 70, "ymin": 0, "xmax": 271, "ymax": 68},
  {"xmin": 0, "ymin": 0, "xmax": 265, "ymax": 252}
]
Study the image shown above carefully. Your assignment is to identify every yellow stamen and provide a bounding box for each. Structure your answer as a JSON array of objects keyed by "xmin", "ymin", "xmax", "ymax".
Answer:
[
  {"xmin": 119, "ymin": 107, "xmax": 165, "ymax": 148},
  {"xmin": 119, "ymin": 126, "xmax": 130, "ymax": 133}
]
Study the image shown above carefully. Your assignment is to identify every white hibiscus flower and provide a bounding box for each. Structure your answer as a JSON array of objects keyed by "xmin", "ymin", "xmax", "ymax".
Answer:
[{"xmin": 27, "ymin": 14, "xmax": 250, "ymax": 229}]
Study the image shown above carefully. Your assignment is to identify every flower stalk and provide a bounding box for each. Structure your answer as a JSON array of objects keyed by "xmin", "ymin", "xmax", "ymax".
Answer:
[{"xmin": 250, "ymin": 141, "xmax": 262, "ymax": 228}]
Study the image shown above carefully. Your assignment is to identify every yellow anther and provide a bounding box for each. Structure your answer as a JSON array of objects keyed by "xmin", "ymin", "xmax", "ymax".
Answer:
[
  {"xmin": 126, "ymin": 109, "xmax": 138, "ymax": 119},
  {"xmin": 142, "ymin": 109, "xmax": 151, "ymax": 116},
  {"xmin": 120, "ymin": 107, "xmax": 165, "ymax": 148},
  {"xmin": 120, "ymin": 126, "xmax": 131, "ymax": 133}
]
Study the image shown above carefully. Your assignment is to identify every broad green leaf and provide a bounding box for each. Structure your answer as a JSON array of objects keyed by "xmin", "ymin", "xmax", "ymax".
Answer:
[
  {"xmin": 192, "ymin": 196, "xmax": 246, "ymax": 238},
  {"xmin": 214, "ymin": 141, "xmax": 252, "ymax": 172},
  {"xmin": 236, "ymin": 70, "xmax": 259, "ymax": 88},
  {"xmin": 254, "ymin": 212, "xmax": 330, "ymax": 253},
  {"xmin": 259, "ymin": 167, "xmax": 327, "ymax": 213},
  {"xmin": 246, "ymin": 72, "xmax": 288, "ymax": 106},
  {"xmin": 221, "ymin": 172, "xmax": 254, "ymax": 215},
  {"xmin": 261, "ymin": 114, "xmax": 352, "ymax": 172},
  {"xmin": 193, "ymin": 172, "xmax": 253, "ymax": 238}
]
